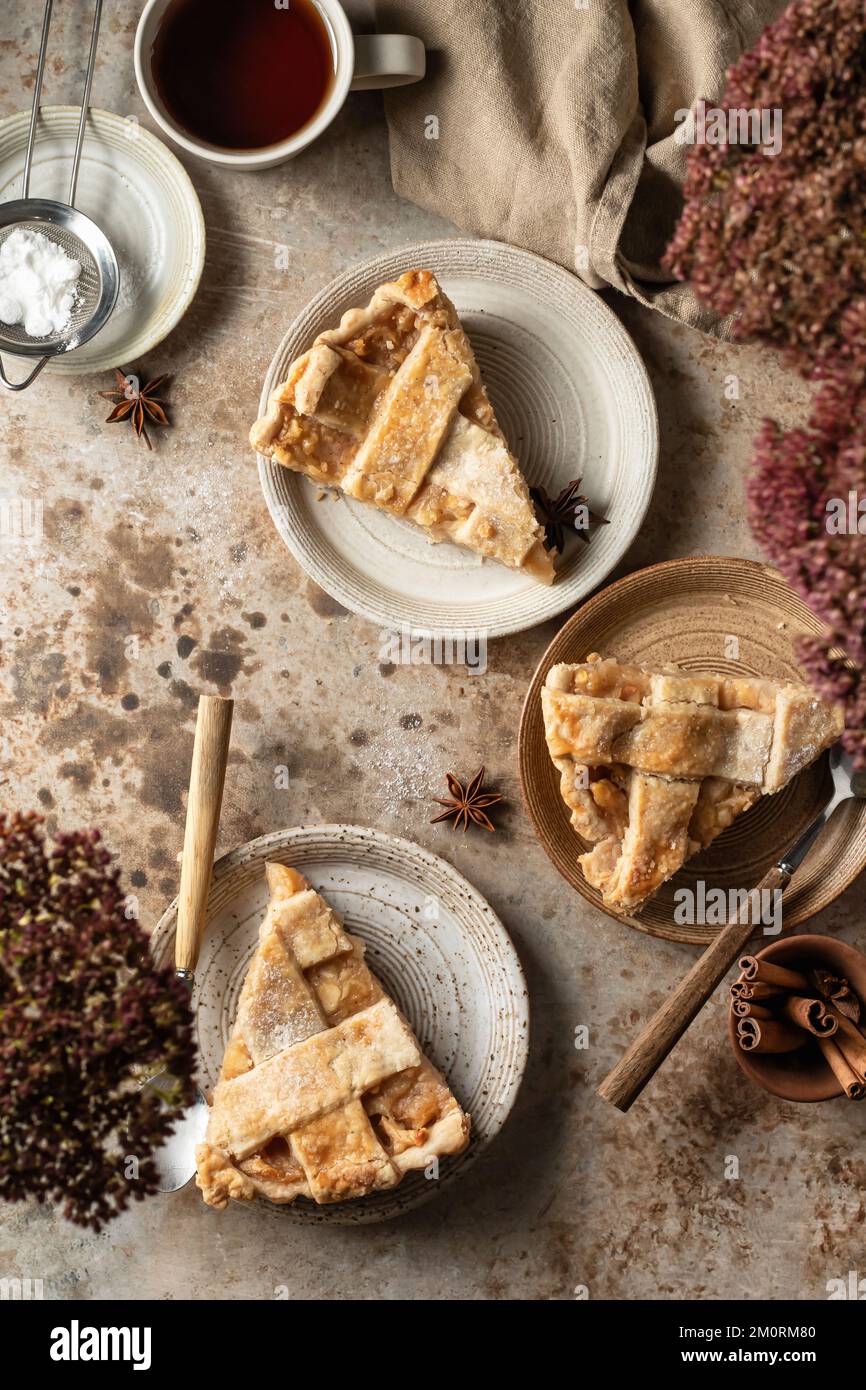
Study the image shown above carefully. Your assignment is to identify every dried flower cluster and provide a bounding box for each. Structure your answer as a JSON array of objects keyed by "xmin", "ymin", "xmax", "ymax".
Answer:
[
  {"xmin": 666, "ymin": 0, "xmax": 866, "ymax": 764},
  {"xmin": 0, "ymin": 813, "xmax": 195, "ymax": 1230},
  {"xmin": 665, "ymin": 0, "xmax": 866, "ymax": 376},
  {"xmin": 747, "ymin": 389, "xmax": 866, "ymax": 765}
]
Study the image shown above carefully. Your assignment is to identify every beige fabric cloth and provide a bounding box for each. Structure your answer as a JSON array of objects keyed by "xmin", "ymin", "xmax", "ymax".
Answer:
[{"xmin": 377, "ymin": 0, "xmax": 787, "ymax": 332}]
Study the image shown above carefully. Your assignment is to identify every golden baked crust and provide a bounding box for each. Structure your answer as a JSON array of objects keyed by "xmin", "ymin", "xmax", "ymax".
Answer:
[
  {"xmin": 542, "ymin": 654, "xmax": 843, "ymax": 912},
  {"xmin": 250, "ymin": 269, "xmax": 554, "ymax": 583},
  {"xmin": 196, "ymin": 863, "xmax": 470, "ymax": 1209}
]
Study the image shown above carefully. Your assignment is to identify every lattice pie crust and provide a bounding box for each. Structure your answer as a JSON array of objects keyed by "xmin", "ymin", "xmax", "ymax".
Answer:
[
  {"xmin": 196, "ymin": 864, "xmax": 470, "ymax": 1208},
  {"xmin": 542, "ymin": 654, "xmax": 843, "ymax": 912},
  {"xmin": 250, "ymin": 269, "xmax": 554, "ymax": 582}
]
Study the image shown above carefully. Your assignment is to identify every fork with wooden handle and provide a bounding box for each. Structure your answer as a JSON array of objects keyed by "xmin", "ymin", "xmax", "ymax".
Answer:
[{"xmin": 597, "ymin": 746, "xmax": 866, "ymax": 1112}]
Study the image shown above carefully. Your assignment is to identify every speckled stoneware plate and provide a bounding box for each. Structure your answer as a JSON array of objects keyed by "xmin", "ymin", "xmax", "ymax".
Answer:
[
  {"xmin": 0, "ymin": 107, "xmax": 204, "ymax": 374},
  {"xmin": 151, "ymin": 824, "xmax": 528, "ymax": 1224},
  {"xmin": 519, "ymin": 556, "xmax": 866, "ymax": 946},
  {"xmin": 256, "ymin": 238, "xmax": 658, "ymax": 638}
]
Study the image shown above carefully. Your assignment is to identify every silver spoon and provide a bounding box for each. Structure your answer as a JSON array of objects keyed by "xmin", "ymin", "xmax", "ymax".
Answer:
[
  {"xmin": 599, "ymin": 744, "xmax": 866, "ymax": 1111},
  {"xmin": 142, "ymin": 694, "xmax": 234, "ymax": 1190}
]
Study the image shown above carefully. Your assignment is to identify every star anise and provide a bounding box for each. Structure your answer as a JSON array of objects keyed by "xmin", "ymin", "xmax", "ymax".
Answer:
[
  {"xmin": 431, "ymin": 766, "xmax": 503, "ymax": 833},
  {"xmin": 530, "ymin": 477, "xmax": 609, "ymax": 554},
  {"xmin": 99, "ymin": 368, "xmax": 170, "ymax": 451}
]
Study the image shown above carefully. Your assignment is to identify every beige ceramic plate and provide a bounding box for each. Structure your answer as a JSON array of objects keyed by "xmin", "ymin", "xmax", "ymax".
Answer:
[
  {"xmin": 151, "ymin": 825, "xmax": 528, "ymax": 1224},
  {"xmin": 0, "ymin": 107, "xmax": 205, "ymax": 374},
  {"xmin": 256, "ymin": 238, "xmax": 657, "ymax": 638},
  {"xmin": 519, "ymin": 556, "xmax": 866, "ymax": 946}
]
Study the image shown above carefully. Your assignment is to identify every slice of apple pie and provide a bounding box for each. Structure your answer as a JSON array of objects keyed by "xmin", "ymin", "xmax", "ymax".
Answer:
[
  {"xmin": 250, "ymin": 269, "xmax": 554, "ymax": 582},
  {"xmin": 196, "ymin": 863, "xmax": 470, "ymax": 1209},
  {"xmin": 542, "ymin": 653, "xmax": 843, "ymax": 912}
]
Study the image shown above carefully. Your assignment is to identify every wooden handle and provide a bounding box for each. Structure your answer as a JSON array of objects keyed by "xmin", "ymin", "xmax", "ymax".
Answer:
[
  {"xmin": 597, "ymin": 864, "xmax": 790, "ymax": 1112},
  {"xmin": 174, "ymin": 695, "xmax": 234, "ymax": 975}
]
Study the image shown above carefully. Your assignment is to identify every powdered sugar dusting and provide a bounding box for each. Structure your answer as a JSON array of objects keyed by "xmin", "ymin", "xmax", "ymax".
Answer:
[{"xmin": 365, "ymin": 720, "xmax": 440, "ymax": 830}]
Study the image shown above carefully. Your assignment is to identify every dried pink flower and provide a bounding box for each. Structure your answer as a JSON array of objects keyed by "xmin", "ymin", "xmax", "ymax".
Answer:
[
  {"xmin": 747, "ymin": 386, "xmax": 866, "ymax": 765},
  {"xmin": 667, "ymin": 0, "xmax": 866, "ymax": 762},
  {"xmin": 665, "ymin": 0, "xmax": 866, "ymax": 377}
]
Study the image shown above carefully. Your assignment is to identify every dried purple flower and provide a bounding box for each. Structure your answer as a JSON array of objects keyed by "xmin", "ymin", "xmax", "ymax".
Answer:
[
  {"xmin": 0, "ymin": 813, "xmax": 195, "ymax": 1230},
  {"xmin": 747, "ymin": 384, "xmax": 866, "ymax": 765},
  {"xmin": 666, "ymin": 0, "xmax": 866, "ymax": 760},
  {"xmin": 665, "ymin": 0, "xmax": 866, "ymax": 377}
]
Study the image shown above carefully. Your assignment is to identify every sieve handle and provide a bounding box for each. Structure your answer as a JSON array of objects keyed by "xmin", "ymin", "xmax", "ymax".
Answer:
[
  {"xmin": 22, "ymin": 0, "xmax": 53, "ymax": 200},
  {"xmin": 68, "ymin": 0, "xmax": 103, "ymax": 207},
  {"xmin": 20, "ymin": 0, "xmax": 103, "ymax": 207},
  {"xmin": 0, "ymin": 355, "xmax": 50, "ymax": 391}
]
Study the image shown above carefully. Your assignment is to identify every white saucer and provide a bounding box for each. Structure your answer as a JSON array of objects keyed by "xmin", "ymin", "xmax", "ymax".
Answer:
[
  {"xmin": 0, "ymin": 106, "xmax": 204, "ymax": 374},
  {"xmin": 256, "ymin": 238, "xmax": 658, "ymax": 639}
]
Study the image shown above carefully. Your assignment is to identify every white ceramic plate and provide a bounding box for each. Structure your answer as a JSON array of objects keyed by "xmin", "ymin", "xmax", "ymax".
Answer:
[
  {"xmin": 151, "ymin": 825, "xmax": 529, "ymax": 1224},
  {"xmin": 0, "ymin": 107, "xmax": 204, "ymax": 374},
  {"xmin": 257, "ymin": 238, "xmax": 658, "ymax": 638}
]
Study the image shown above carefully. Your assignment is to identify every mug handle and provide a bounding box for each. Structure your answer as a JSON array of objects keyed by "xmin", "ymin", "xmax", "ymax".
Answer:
[{"xmin": 351, "ymin": 33, "xmax": 426, "ymax": 90}]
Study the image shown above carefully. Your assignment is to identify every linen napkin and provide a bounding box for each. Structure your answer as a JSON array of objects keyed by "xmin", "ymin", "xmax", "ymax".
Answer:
[{"xmin": 376, "ymin": 0, "xmax": 787, "ymax": 332}]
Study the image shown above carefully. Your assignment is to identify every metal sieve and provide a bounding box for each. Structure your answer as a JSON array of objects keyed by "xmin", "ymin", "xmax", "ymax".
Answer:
[{"xmin": 0, "ymin": 0, "xmax": 118, "ymax": 391}]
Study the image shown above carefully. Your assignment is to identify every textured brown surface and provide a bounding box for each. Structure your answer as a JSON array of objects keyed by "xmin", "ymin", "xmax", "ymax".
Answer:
[
  {"xmin": 520, "ymin": 557, "xmax": 866, "ymax": 943},
  {"xmin": 1, "ymin": 0, "xmax": 866, "ymax": 1303}
]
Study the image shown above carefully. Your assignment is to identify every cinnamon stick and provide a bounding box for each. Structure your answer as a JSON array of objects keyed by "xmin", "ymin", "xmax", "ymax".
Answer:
[
  {"xmin": 817, "ymin": 1036, "xmax": 866, "ymax": 1099},
  {"xmin": 730, "ymin": 999, "xmax": 773, "ymax": 1020},
  {"xmin": 730, "ymin": 980, "xmax": 786, "ymax": 1002},
  {"xmin": 826, "ymin": 1007, "xmax": 866, "ymax": 1076},
  {"xmin": 736, "ymin": 1016, "xmax": 806, "ymax": 1054},
  {"xmin": 738, "ymin": 955, "xmax": 809, "ymax": 991},
  {"xmin": 779, "ymin": 995, "xmax": 838, "ymax": 1037}
]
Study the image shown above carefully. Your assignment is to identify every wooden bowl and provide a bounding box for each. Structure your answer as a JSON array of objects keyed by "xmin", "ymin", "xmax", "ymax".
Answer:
[
  {"xmin": 518, "ymin": 556, "xmax": 866, "ymax": 945},
  {"xmin": 728, "ymin": 935, "xmax": 866, "ymax": 1102}
]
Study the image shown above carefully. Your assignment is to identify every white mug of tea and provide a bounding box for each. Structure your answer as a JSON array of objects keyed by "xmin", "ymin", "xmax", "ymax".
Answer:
[{"xmin": 134, "ymin": 0, "xmax": 426, "ymax": 170}]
